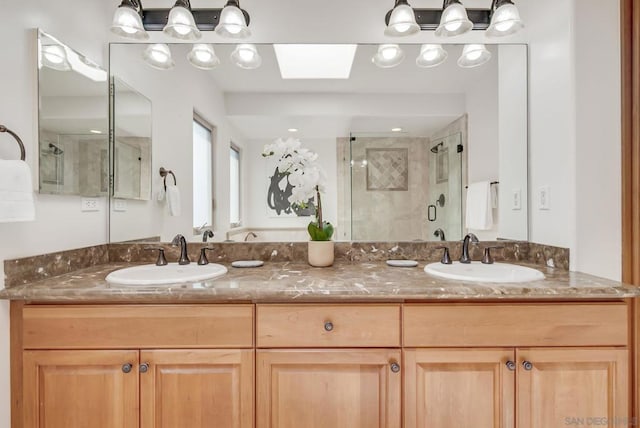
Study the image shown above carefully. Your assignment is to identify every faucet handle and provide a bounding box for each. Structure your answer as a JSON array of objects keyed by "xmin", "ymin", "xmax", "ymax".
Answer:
[
  {"xmin": 198, "ymin": 247, "xmax": 216, "ymax": 266},
  {"xmin": 144, "ymin": 247, "xmax": 168, "ymax": 266},
  {"xmin": 435, "ymin": 246, "xmax": 452, "ymax": 265},
  {"xmin": 482, "ymin": 246, "xmax": 504, "ymax": 265}
]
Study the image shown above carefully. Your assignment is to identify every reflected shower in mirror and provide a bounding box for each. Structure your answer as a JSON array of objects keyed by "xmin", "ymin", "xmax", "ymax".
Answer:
[
  {"xmin": 108, "ymin": 43, "xmax": 528, "ymax": 244},
  {"xmin": 38, "ymin": 30, "xmax": 108, "ymax": 196},
  {"xmin": 111, "ymin": 77, "xmax": 152, "ymax": 201}
]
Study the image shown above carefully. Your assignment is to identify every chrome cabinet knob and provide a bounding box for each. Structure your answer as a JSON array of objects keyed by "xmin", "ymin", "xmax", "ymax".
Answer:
[
  {"xmin": 324, "ymin": 321, "xmax": 334, "ymax": 332},
  {"xmin": 522, "ymin": 361, "xmax": 533, "ymax": 371},
  {"xmin": 140, "ymin": 363, "xmax": 149, "ymax": 373},
  {"xmin": 122, "ymin": 363, "xmax": 133, "ymax": 374},
  {"xmin": 506, "ymin": 361, "xmax": 516, "ymax": 371},
  {"xmin": 390, "ymin": 362, "xmax": 401, "ymax": 373}
]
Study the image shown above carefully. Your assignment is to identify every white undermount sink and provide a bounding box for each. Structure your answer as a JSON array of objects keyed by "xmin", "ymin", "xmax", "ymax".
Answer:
[
  {"xmin": 424, "ymin": 262, "xmax": 545, "ymax": 283},
  {"xmin": 106, "ymin": 263, "xmax": 228, "ymax": 285}
]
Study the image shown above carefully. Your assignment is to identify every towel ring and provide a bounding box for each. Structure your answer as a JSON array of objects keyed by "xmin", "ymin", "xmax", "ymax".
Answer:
[
  {"xmin": 0, "ymin": 125, "xmax": 26, "ymax": 161},
  {"xmin": 159, "ymin": 167, "xmax": 177, "ymax": 191}
]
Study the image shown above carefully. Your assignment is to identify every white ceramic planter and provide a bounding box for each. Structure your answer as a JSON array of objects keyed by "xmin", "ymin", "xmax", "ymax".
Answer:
[{"xmin": 308, "ymin": 241, "xmax": 335, "ymax": 267}]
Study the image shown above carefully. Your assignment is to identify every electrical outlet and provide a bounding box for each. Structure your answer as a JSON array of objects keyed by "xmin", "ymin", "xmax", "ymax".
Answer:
[
  {"xmin": 512, "ymin": 189, "xmax": 521, "ymax": 210},
  {"xmin": 113, "ymin": 199, "xmax": 127, "ymax": 212},
  {"xmin": 538, "ymin": 186, "xmax": 550, "ymax": 210},
  {"xmin": 81, "ymin": 198, "xmax": 99, "ymax": 212}
]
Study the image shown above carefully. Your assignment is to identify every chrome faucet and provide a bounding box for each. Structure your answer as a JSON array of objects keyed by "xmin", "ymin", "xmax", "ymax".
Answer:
[
  {"xmin": 171, "ymin": 234, "xmax": 190, "ymax": 265},
  {"xmin": 460, "ymin": 233, "xmax": 479, "ymax": 264},
  {"xmin": 244, "ymin": 232, "xmax": 257, "ymax": 242},
  {"xmin": 202, "ymin": 230, "xmax": 214, "ymax": 242},
  {"xmin": 434, "ymin": 228, "xmax": 446, "ymax": 241}
]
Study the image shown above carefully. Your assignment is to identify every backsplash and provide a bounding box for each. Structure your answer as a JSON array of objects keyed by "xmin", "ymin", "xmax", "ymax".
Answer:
[{"xmin": 4, "ymin": 241, "xmax": 569, "ymax": 288}]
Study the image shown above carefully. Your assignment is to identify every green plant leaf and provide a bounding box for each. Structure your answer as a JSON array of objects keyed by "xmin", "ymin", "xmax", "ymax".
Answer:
[{"xmin": 308, "ymin": 221, "xmax": 334, "ymax": 241}]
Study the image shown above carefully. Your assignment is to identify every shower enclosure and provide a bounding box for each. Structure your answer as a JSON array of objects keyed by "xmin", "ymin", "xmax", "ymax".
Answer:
[{"xmin": 341, "ymin": 131, "xmax": 465, "ymax": 242}]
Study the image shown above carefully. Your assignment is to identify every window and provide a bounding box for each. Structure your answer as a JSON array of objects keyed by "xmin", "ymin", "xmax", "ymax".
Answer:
[
  {"xmin": 193, "ymin": 115, "xmax": 213, "ymax": 230},
  {"xmin": 230, "ymin": 144, "xmax": 241, "ymax": 228}
]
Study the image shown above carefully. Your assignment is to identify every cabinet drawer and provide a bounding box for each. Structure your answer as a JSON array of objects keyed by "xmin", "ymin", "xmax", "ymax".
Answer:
[
  {"xmin": 404, "ymin": 303, "xmax": 628, "ymax": 347},
  {"xmin": 257, "ymin": 304, "xmax": 401, "ymax": 347},
  {"xmin": 23, "ymin": 305, "xmax": 254, "ymax": 349}
]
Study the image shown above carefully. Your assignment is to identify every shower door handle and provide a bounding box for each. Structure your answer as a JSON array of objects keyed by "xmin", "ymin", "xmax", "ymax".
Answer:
[{"xmin": 428, "ymin": 205, "xmax": 437, "ymax": 222}]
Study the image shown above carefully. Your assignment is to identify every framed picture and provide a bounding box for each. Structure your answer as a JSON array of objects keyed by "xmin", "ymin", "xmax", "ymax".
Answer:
[
  {"xmin": 366, "ymin": 148, "xmax": 409, "ymax": 191},
  {"xmin": 436, "ymin": 147, "xmax": 449, "ymax": 184}
]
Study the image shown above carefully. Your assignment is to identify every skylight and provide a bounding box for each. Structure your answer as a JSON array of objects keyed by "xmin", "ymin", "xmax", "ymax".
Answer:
[{"xmin": 273, "ymin": 44, "xmax": 358, "ymax": 79}]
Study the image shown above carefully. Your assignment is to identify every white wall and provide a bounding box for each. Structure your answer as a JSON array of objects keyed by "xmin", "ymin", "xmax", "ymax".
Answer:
[
  {"xmin": 573, "ymin": 0, "xmax": 621, "ymax": 279},
  {"xmin": 245, "ymin": 138, "xmax": 338, "ymax": 230},
  {"xmin": 498, "ymin": 45, "xmax": 529, "ymax": 241},
  {"xmin": 0, "ymin": 1, "xmax": 113, "ymax": 426},
  {"xmin": 527, "ymin": 0, "xmax": 621, "ymax": 279},
  {"xmin": 466, "ymin": 57, "xmax": 499, "ymax": 240}
]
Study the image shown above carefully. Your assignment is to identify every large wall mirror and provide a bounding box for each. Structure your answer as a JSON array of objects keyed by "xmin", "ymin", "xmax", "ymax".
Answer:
[
  {"xmin": 109, "ymin": 43, "xmax": 528, "ymax": 244},
  {"xmin": 38, "ymin": 30, "xmax": 109, "ymax": 196}
]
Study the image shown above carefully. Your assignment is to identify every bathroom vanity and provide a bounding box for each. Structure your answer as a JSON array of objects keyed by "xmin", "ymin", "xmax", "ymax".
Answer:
[{"xmin": 4, "ymin": 256, "xmax": 638, "ymax": 428}]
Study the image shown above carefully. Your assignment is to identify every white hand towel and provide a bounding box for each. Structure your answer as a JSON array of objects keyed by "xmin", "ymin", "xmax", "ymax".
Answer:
[
  {"xmin": 465, "ymin": 181, "xmax": 493, "ymax": 230},
  {"xmin": 165, "ymin": 184, "xmax": 181, "ymax": 217},
  {"xmin": 0, "ymin": 160, "xmax": 35, "ymax": 223}
]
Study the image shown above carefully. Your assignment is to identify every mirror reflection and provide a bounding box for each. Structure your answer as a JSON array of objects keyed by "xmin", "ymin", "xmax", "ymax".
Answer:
[
  {"xmin": 38, "ymin": 30, "xmax": 108, "ymax": 196},
  {"xmin": 111, "ymin": 77, "xmax": 152, "ymax": 201},
  {"xmin": 109, "ymin": 43, "xmax": 528, "ymax": 244}
]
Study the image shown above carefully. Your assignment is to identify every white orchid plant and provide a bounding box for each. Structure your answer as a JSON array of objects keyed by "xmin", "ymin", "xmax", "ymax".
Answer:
[{"xmin": 262, "ymin": 138, "xmax": 334, "ymax": 241}]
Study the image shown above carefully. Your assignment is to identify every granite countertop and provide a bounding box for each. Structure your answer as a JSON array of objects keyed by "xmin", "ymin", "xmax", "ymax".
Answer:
[{"xmin": 1, "ymin": 261, "xmax": 638, "ymax": 303}]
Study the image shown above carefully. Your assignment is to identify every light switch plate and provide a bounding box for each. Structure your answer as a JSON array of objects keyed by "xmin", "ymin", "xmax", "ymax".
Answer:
[
  {"xmin": 81, "ymin": 198, "xmax": 99, "ymax": 212},
  {"xmin": 538, "ymin": 186, "xmax": 550, "ymax": 210},
  {"xmin": 512, "ymin": 189, "xmax": 521, "ymax": 210},
  {"xmin": 113, "ymin": 199, "xmax": 127, "ymax": 212}
]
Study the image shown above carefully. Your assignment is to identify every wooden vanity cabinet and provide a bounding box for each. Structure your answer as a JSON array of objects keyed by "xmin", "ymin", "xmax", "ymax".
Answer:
[
  {"xmin": 255, "ymin": 304, "xmax": 402, "ymax": 428},
  {"xmin": 14, "ymin": 301, "xmax": 633, "ymax": 428},
  {"xmin": 19, "ymin": 304, "xmax": 255, "ymax": 428},
  {"xmin": 403, "ymin": 303, "xmax": 630, "ymax": 428}
]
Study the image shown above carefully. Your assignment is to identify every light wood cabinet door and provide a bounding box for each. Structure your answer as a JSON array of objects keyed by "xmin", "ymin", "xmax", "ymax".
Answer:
[
  {"xmin": 404, "ymin": 348, "xmax": 515, "ymax": 428},
  {"xmin": 257, "ymin": 349, "xmax": 401, "ymax": 428},
  {"xmin": 140, "ymin": 350, "xmax": 254, "ymax": 428},
  {"xmin": 517, "ymin": 348, "xmax": 629, "ymax": 428},
  {"xmin": 23, "ymin": 350, "xmax": 139, "ymax": 428}
]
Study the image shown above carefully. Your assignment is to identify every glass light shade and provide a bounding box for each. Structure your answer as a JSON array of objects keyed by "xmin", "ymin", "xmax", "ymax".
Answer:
[
  {"xmin": 416, "ymin": 44, "xmax": 448, "ymax": 68},
  {"xmin": 111, "ymin": 5, "xmax": 149, "ymax": 40},
  {"xmin": 231, "ymin": 44, "xmax": 262, "ymax": 69},
  {"xmin": 435, "ymin": 2, "xmax": 473, "ymax": 37},
  {"xmin": 372, "ymin": 44, "xmax": 405, "ymax": 68},
  {"xmin": 163, "ymin": 6, "xmax": 201, "ymax": 40},
  {"xmin": 188, "ymin": 44, "xmax": 221, "ymax": 70},
  {"xmin": 216, "ymin": 5, "xmax": 251, "ymax": 39},
  {"xmin": 41, "ymin": 45, "xmax": 71, "ymax": 71},
  {"xmin": 384, "ymin": 4, "xmax": 420, "ymax": 37},
  {"xmin": 457, "ymin": 44, "xmax": 491, "ymax": 68},
  {"xmin": 486, "ymin": 2, "xmax": 524, "ymax": 37},
  {"xmin": 143, "ymin": 44, "xmax": 175, "ymax": 70}
]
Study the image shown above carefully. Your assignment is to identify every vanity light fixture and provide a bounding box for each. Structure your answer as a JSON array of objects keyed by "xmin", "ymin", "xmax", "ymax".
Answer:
[
  {"xmin": 416, "ymin": 44, "xmax": 448, "ymax": 68},
  {"xmin": 110, "ymin": 0, "xmax": 252, "ymax": 39},
  {"xmin": 486, "ymin": 0, "xmax": 524, "ymax": 37},
  {"xmin": 163, "ymin": 0, "xmax": 201, "ymax": 41},
  {"xmin": 111, "ymin": 0, "xmax": 149, "ymax": 40},
  {"xmin": 392, "ymin": 127, "xmax": 403, "ymax": 132},
  {"xmin": 372, "ymin": 44, "xmax": 405, "ymax": 68},
  {"xmin": 384, "ymin": 0, "xmax": 420, "ymax": 37},
  {"xmin": 231, "ymin": 44, "xmax": 262, "ymax": 69},
  {"xmin": 458, "ymin": 44, "xmax": 491, "ymax": 68},
  {"xmin": 41, "ymin": 44, "xmax": 71, "ymax": 71},
  {"xmin": 436, "ymin": 0, "xmax": 473, "ymax": 37},
  {"xmin": 216, "ymin": 0, "xmax": 251, "ymax": 39},
  {"xmin": 143, "ymin": 44, "xmax": 175, "ymax": 70},
  {"xmin": 288, "ymin": 128, "xmax": 299, "ymax": 133},
  {"xmin": 188, "ymin": 44, "xmax": 220, "ymax": 70}
]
